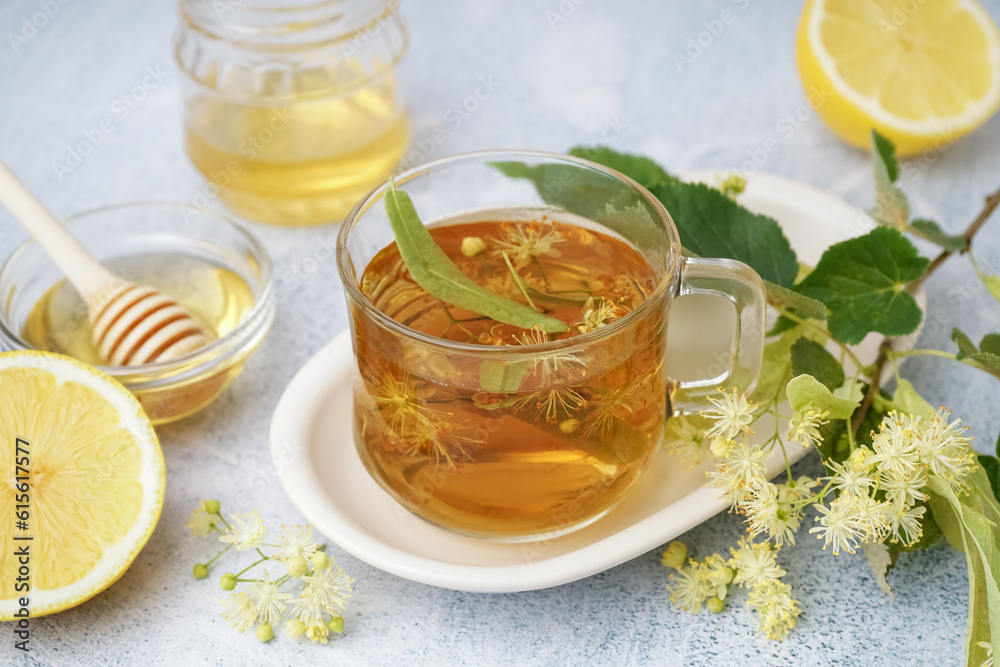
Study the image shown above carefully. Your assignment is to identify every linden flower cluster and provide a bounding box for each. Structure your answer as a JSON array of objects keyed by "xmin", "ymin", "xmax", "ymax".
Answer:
[
  {"xmin": 188, "ymin": 501, "xmax": 353, "ymax": 644},
  {"xmin": 663, "ymin": 387, "xmax": 978, "ymax": 642},
  {"xmin": 810, "ymin": 409, "xmax": 976, "ymax": 555},
  {"xmin": 664, "ymin": 537, "xmax": 802, "ymax": 640}
]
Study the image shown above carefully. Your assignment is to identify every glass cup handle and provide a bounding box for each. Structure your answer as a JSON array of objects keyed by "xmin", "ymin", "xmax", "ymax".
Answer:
[{"xmin": 670, "ymin": 257, "xmax": 767, "ymax": 416}]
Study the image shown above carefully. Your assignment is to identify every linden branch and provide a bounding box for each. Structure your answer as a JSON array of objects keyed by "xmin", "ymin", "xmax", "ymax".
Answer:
[{"xmin": 851, "ymin": 180, "xmax": 1000, "ymax": 434}]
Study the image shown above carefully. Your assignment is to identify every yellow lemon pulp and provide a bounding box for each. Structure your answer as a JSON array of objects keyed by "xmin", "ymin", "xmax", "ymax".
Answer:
[
  {"xmin": 0, "ymin": 352, "xmax": 164, "ymax": 619},
  {"xmin": 796, "ymin": 0, "xmax": 1000, "ymax": 155}
]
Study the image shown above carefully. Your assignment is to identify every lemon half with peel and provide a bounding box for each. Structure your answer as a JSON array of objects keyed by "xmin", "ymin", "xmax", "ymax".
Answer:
[
  {"xmin": 797, "ymin": 0, "xmax": 1000, "ymax": 155},
  {"xmin": 0, "ymin": 351, "xmax": 164, "ymax": 619}
]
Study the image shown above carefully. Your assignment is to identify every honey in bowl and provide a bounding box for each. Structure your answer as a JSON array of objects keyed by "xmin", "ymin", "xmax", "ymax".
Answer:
[
  {"xmin": 22, "ymin": 253, "xmax": 256, "ymax": 424},
  {"xmin": 353, "ymin": 219, "xmax": 668, "ymax": 539}
]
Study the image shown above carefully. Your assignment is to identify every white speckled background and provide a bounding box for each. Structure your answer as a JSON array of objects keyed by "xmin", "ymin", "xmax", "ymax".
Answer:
[{"xmin": 2, "ymin": 0, "xmax": 999, "ymax": 664}]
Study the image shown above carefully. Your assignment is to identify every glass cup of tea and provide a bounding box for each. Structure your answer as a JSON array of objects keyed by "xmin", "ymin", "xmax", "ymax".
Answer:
[{"xmin": 336, "ymin": 150, "xmax": 766, "ymax": 542}]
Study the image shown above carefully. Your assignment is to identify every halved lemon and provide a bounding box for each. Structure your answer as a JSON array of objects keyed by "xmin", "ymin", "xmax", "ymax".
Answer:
[
  {"xmin": 797, "ymin": 0, "xmax": 1000, "ymax": 155},
  {"xmin": 0, "ymin": 351, "xmax": 164, "ymax": 619}
]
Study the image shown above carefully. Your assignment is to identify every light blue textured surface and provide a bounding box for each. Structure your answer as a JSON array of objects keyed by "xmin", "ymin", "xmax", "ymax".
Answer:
[{"xmin": 1, "ymin": 1, "xmax": 999, "ymax": 664}]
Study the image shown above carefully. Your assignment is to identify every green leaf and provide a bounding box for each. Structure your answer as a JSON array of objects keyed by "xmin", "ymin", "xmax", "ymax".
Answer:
[
  {"xmin": 970, "ymin": 352, "xmax": 1000, "ymax": 376},
  {"xmin": 927, "ymin": 487, "xmax": 966, "ymax": 551},
  {"xmin": 982, "ymin": 334, "xmax": 1000, "ymax": 356},
  {"xmin": 647, "ymin": 180, "xmax": 799, "ymax": 287},
  {"xmin": 763, "ymin": 280, "xmax": 827, "ymax": 320},
  {"xmin": 490, "ymin": 161, "xmax": 627, "ymax": 222},
  {"xmin": 816, "ymin": 418, "xmax": 849, "ymax": 465},
  {"xmin": 892, "ymin": 379, "xmax": 934, "ymax": 416},
  {"xmin": 869, "ymin": 130, "xmax": 910, "ymax": 229},
  {"xmin": 491, "ymin": 161, "xmax": 667, "ymax": 251},
  {"xmin": 383, "ymin": 180, "xmax": 568, "ymax": 333},
  {"xmin": 749, "ymin": 325, "xmax": 826, "ymax": 406},
  {"xmin": 979, "ymin": 455, "xmax": 1000, "ymax": 505},
  {"xmin": 953, "ymin": 328, "xmax": 978, "ymax": 360},
  {"xmin": 790, "ymin": 338, "xmax": 845, "ymax": 391},
  {"xmin": 797, "ymin": 227, "xmax": 929, "ymax": 345},
  {"xmin": 926, "ymin": 474, "xmax": 1000, "ymax": 665},
  {"xmin": 872, "ymin": 129, "xmax": 900, "ymax": 183},
  {"xmin": 984, "ymin": 275, "xmax": 1000, "ymax": 305},
  {"xmin": 567, "ymin": 146, "xmax": 676, "ymax": 189},
  {"xmin": 909, "ymin": 218, "xmax": 968, "ymax": 252},
  {"xmin": 786, "ymin": 374, "xmax": 861, "ymax": 420}
]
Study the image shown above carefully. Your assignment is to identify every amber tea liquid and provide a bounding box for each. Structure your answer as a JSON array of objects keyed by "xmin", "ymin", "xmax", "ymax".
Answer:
[{"xmin": 353, "ymin": 218, "xmax": 669, "ymax": 539}]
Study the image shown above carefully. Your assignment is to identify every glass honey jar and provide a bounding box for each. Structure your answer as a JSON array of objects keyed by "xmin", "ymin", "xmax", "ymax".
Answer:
[{"xmin": 174, "ymin": 0, "xmax": 410, "ymax": 226}]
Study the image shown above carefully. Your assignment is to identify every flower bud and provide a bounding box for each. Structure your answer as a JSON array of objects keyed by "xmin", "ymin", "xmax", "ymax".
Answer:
[
  {"xmin": 193, "ymin": 563, "xmax": 209, "ymax": 579},
  {"xmin": 204, "ymin": 500, "xmax": 221, "ymax": 515},
  {"xmin": 285, "ymin": 619, "xmax": 306, "ymax": 639},
  {"xmin": 710, "ymin": 437, "xmax": 733, "ymax": 459},
  {"xmin": 718, "ymin": 174, "xmax": 746, "ymax": 199},
  {"xmin": 328, "ymin": 616, "xmax": 345, "ymax": 634},
  {"xmin": 220, "ymin": 573, "xmax": 237, "ymax": 591},
  {"xmin": 460, "ymin": 236, "xmax": 487, "ymax": 257},
  {"xmin": 256, "ymin": 623, "xmax": 274, "ymax": 643},
  {"xmin": 558, "ymin": 418, "xmax": 580, "ymax": 434},
  {"xmin": 707, "ymin": 596, "xmax": 725, "ymax": 613},
  {"xmin": 661, "ymin": 541, "xmax": 687, "ymax": 570},
  {"xmin": 287, "ymin": 555, "xmax": 309, "ymax": 578},
  {"xmin": 310, "ymin": 551, "xmax": 330, "ymax": 569}
]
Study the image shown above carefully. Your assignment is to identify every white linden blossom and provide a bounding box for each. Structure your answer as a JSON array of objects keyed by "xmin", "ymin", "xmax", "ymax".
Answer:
[
  {"xmin": 869, "ymin": 412, "xmax": 922, "ymax": 479},
  {"xmin": 777, "ymin": 476, "xmax": 819, "ymax": 504},
  {"xmin": 221, "ymin": 592, "xmax": 257, "ymax": 632},
  {"xmin": 186, "ymin": 501, "xmax": 218, "ymax": 537},
  {"xmin": 702, "ymin": 388, "xmax": 758, "ymax": 440},
  {"xmin": 273, "ymin": 525, "xmax": 319, "ymax": 563},
  {"xmin": 880, "ymin": 467, "xmax": 929, "ymax": 509},
  {"xmin": 851, "ymin": 494, "xmax": 890, "ymax": 543},
  {"xmin": 492, "ymin": 223, "xmax": 565, "ymax": 267},
  {"xmin": 301, "ymin": 565, "xmax": 354, "ymax": 613},
  {"xmin": 518, "ymin": 327, "xmax": 585, "ymax": 380},
  {"xmin": 743, "ymin": 482, "xmax": 783, "ymax": 541},
  {"xmin": 708, "ymin": 439, "xmax": 767, "ymax": 504},
  {"xmin": 883, "ymin": 502, "xmax": 926, "ymax": 545},
  {"xmin": 293, "ymin": 592, "xmax": 330, "ymax": 644},
  {"xmin": 787, "ymin": 408, "xmax": 829, "ymax": 447},
  {"xmin": 729, "ymin": 538, "xmax": 786, "ymax": 589},
  {"xmin": 916, "ymin": 408, "xmax": 976, "ymax": 483},
  {"xmin": 219, "ymin": 510, "xmax": 268, "ymax": 551},
  {"xmin": 750, "ymin": 479, "xmax": 813, "ymax": 547},
  {"xmin": 246, "ymin": 571, "xmax": 292, "ymax": 627},
  {"xmin": 577, "ymin": 297, "xmax": 624, "ymax": 334},
  {"xmin": 747, "ymin": 579, "xmax": 802, "ymax": 641},
  {"xmin": 827, "ymin": 459, "xmax": 875, "ymax": 498},
  {"xmin": 668, "ymin": 564, "xmax": 709, "ymax": 613},
  {"xmin": 665, "ymin": 416, "xmax": 711, "ymax": 467},
  {"xmin": 809, "ymin": 497, "xmax": 867, "ymax": 555},
  {"xmin": 702, "ymin": 554, "xmax": 734, "ymax": 600}
]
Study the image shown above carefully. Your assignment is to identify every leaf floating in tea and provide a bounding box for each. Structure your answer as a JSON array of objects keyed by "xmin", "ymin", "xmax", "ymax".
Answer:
[{"xmin": 383, "ymin": 180, "xmax": 569, "ymax": 333}]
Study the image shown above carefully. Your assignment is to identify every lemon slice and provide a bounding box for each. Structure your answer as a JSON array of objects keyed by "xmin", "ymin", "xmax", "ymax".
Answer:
[
  {"xmin": 797, "ymin": 0, "xmax": 1000, "ymax": 155},
  {"xmin": 0, "ymin": 351, "xmax": 164, "ymax": 619}
]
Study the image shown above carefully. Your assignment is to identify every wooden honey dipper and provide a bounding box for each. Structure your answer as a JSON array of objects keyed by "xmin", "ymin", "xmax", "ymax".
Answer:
[{"xmin": 0, "ymin": 160, "xmax": 208, "ymax": 366}]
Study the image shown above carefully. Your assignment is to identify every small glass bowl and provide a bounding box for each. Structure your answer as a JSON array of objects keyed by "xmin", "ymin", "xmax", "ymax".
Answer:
[{"xmin": 0, "ymin": 202, "xmax": 275, "ymax": 425}]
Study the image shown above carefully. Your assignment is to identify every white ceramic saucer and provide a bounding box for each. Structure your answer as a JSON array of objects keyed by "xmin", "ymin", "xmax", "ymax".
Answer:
[{"xmin": 270, "ymin": 172, "xmax": 911, "ymax": 593}]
